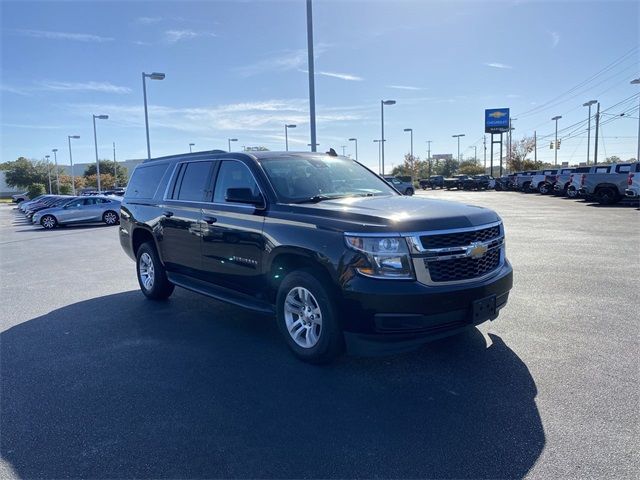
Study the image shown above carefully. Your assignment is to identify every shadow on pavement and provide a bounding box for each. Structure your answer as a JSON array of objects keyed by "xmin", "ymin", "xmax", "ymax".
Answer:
[{"xmin": 1, "ymin": 290, "xmax": 545, "ymax": 479}]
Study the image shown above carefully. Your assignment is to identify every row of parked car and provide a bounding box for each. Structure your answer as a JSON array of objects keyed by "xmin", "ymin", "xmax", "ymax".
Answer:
[
  {"xmin": 419, "ymin": 175, "xmax": 496, "ymax": 191},
  {"xmin": 497, "ymin": 162, "xmax": 640, "ymax": 205},
  {"xmin": 15, "ymin": 194, "xmax": 123, "ymax": 229}
]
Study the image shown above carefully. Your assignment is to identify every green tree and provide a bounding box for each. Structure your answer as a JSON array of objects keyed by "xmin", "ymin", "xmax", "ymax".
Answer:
[
  {"xmin": 84, "ymin": 160, "xmax": 128, "ymax": 185},
  {"xmin": 1, "ymin": 157, "xmax": 59, "ymax": 189},
  {"xmin": 27, "ymin": 183, "xmax": 46, "ymax": 199},
  {"xmin": 458, "ymin": 159, "xmax": 485, "ymax": 175},
  {"xmin": 84, "ymin": 173, "xmax": 117, "ymax": 189}
]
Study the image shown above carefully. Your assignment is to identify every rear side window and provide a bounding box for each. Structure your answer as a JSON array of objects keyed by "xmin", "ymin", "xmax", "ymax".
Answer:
[
  {"xmin": 174, "ymin": 161, "xmax": 214, "ymax": 202},
  {"xmin": 595, "ymin": 167, "xmax": 610, "ymax": 173},
  {"xmin": 126, "ymin": 164, "xmax": 170, "ymax": 199},
  {"xmin": 616, "ymin": 165, "xmax": 631, "ymax": 173}
]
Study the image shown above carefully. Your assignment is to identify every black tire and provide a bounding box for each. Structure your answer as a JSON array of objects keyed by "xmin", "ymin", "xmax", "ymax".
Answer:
[
  {"xmin": 40, "ymin": 214, "xmax": 57, "ymax": 229},
  {"xmin": 136, "ymin": 242, "xmax": 175, "ymax": 300},
  {"xmin": 404, "ymin": 188, "xmax": 414, "ymax": 196},
  {"xmin": 276, "ymin": 270, "xmax": 344, "ymax": 364},
  {"xmin": 103, "ymin": 210, "xmax": 119, "ymax": 225},
  {"xmin": 431, "ymin": 185, "xmax": 436, "ymax": 190},
  {"xmin": 539, "ymin": 183, "xmax": 550, "ymax": 195},
  {"xmin": 597, "ymin": 187, "xmax": 619, "ymax": 205}
]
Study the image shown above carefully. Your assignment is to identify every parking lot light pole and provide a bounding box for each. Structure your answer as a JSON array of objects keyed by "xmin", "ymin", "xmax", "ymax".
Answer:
[
  {"xmin": 285, "ymin": 124, "xmax": 296, "ymax": 151},
  {"xmin": 142, "ymin": 72, "xmax": 165, "ymax": 160},
  {"xmin": 452, "ymin": 134, "xmax": 465, "ymax": 161},
  {"xmin": 93, "ymin": 114, "xmax": 109, "ymax": 192},
  {"xmin": 348, "ymin": 138, "xmax": 358, "ymax": 160},
  {"xmin": 552, "ymin": 115, "xmax": 562, "ymax": 165},
  {"xmin": 631, "ymin": 79, "xmax": 640, "ymax": 161},
  {"xmin": 374, "ymin": 139, "xmax": 382, "ymax": 174},
  {"xmin": 52, "ymin": 149, "xmax": 60, "ymax": 194},
  {"xmin": 113, "ymin": 142, "xmax": 118, "ymax": 189},
  {"xmin": 189, "ymin": 143, "xmax": 195, "ymax": 153},
  {"xmin": 583, "ymin": 100, "xmax": 597, "ymax": 164},
  {"xmin": 403, "ymin": 128, "xmax": 413, "ymax": 159},
  {"xmin": 228, "ymin": 138, "xmax": 238, "ymax": 152},
  {"xmin": 67, "ymin": 135, "xmax": 80, "ymax": 195},
  {"xmin": 45, "ymin": 155, "xmax": 52, "ymax": 193},
  {"xmin": 380, "ymin": 100, "xmax": 396, "ymax": 175}
]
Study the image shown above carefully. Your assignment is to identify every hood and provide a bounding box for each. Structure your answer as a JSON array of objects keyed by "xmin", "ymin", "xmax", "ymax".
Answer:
[{"xmin": 284, "ymin": 195, "xmax": 499, "ymax": 232}]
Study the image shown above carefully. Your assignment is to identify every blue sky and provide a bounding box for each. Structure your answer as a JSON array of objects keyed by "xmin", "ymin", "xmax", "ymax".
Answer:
[{"xmin": 1, "ymin": 0, "xmax": 638, "ymax": 172}]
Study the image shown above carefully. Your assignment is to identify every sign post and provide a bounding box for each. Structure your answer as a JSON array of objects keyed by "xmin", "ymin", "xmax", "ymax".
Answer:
[{"xmin": 485, "ymin": 108, "xmax": 510, "ymax": 177}]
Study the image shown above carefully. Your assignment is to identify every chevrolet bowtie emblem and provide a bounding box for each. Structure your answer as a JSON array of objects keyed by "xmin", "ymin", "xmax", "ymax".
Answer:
[
  {"xmin": 467, "ymin": 242, "xmax": 488, "ymax": 259},
  {"xmin": 488, "ymin": 111, "xmax": 507, "ymax": 118}
]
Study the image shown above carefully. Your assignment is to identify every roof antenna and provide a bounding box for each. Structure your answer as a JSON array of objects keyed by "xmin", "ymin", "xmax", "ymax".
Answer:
[{"xmin": 326, "ymin": 148, "xmax": 338, "ymax": 156}]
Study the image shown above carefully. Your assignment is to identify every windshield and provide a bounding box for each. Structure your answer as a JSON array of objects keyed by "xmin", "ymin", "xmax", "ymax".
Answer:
[{"xmin": 260, "ymin": 156, "xmax": 397, "ymax": 203}]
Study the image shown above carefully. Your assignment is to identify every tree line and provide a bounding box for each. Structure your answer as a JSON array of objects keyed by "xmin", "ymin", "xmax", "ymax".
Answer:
[{"xmin": 0, "ymin": 157, "xmax": 128, "ymax": 196}]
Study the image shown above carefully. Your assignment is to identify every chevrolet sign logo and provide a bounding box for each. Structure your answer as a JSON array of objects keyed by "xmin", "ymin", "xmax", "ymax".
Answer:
[
  {"xmin": 467, "ymin": 242, "xmax": 488, "ymax": 259},
  {"xmin": 488, "ymin": 111, "xmax": 507, "ymax": 119}
]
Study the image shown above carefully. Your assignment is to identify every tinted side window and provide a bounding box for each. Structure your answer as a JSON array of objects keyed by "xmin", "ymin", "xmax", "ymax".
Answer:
[
  {"xmin": 126, "ymin": 164, "xmax": 170, "ymax": 199},
  {"xmin": 616, "ymin": 165, "xmax": 631, "ymax": 173},
  {"xmin": 213, "ymin": 161, "xmax": 260, "ymax": 204},
  {"xmin": 175, "ymin": 161, "xmax": 213, "ymax": 202},
  {"xmin": 83, "ymin": 198, "xmax": 98, "ymax": 205}
]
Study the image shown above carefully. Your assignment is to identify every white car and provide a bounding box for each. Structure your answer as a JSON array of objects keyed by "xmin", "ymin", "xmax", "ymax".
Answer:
[
  {"xmin": 528, "ymin": 169, "xmax": 558, "ymax": 194},
  {"xmin": 624, "ymin": 163, "xmax": 640, "ymax": 199}
]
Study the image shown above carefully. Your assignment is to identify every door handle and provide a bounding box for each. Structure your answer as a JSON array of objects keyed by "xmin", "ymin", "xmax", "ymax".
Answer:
[
  {"xmin": 162, "ymin": 211, "xmax": 174, "ymax": 218},
  {"xmin": 203, "ymin": 215, "xmax": 217, "ymax": 224}
]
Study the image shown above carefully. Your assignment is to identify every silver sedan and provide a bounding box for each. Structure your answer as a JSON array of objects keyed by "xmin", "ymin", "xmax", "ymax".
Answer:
[{"xmin": 33, "ymin": 196, "xmax": 123, "ymax": 229}]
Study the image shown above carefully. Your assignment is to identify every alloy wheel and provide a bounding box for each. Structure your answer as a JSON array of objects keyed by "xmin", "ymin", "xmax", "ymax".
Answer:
[
  {"xmin": 284, "ymin": 286, "xmax": 323, "ymax": 348},
  {"xmin": 138, "ymin": 252, "xmax": 155, "ymax": 291},
  {"xmin": 104, "ymin": 212, "xmax": 118, "ymax": 225}
]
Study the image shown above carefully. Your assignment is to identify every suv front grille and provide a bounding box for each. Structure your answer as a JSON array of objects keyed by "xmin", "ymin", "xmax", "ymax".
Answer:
[
  {"xmin": 420, "ymin": 225, "xmax": 500, "ymax": 249},
  {"xmin": 425, "ymin": 248, "xmax": 501, "ymax": 282}
]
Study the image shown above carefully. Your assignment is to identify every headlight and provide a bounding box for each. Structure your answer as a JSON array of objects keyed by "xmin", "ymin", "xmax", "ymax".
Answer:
[{"xmin": 345, "ymin": 235, "xmax": 414, "ymax": 279}]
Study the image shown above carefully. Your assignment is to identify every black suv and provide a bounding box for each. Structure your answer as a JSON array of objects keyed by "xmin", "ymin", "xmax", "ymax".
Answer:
[{"xmin": 120, "ymin": 150, "xmax": 513, "ymax": 363}]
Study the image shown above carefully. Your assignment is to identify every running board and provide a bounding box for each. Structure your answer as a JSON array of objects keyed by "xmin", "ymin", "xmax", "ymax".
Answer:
[{"xmin": 167, "ymin": 272, "xmax": 275, "ymax": 315}]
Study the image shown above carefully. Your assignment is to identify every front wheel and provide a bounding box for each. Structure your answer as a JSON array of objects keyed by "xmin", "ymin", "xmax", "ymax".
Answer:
[
  {"xmin": 136, "ymin": 242, "xmax": 175, "ymax": 300},
  {"xmin": 103, "ymin": 210, "xmax": 119, "ymax": 225},
  {"xmin": 539, "ymin": 183, "xmax": 550, "ymax": 195},
  {"xmin": 276, "ymin": 270, "xmax": 344, "ymax": 364},
  {"xmin": 41, "ymin": 215, "xmax": 57, "ymax": 229}
]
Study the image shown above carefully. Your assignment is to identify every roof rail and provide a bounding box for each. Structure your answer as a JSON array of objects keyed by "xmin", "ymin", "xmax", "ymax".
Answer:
[{"xmin": 143, "ymin": 149, "xmax": 228, "ymax": 163}]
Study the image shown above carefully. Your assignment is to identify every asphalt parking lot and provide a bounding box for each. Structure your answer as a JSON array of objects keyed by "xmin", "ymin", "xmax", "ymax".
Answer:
[{"xmin": 0, "ymin": 191, "xmax": 638, "ymax": 479}]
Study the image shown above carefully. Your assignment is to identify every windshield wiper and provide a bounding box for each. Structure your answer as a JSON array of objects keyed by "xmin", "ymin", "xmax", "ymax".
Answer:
[{"xmin": 294, "ymin": 194, "xmax": 347, "ymax": 204}]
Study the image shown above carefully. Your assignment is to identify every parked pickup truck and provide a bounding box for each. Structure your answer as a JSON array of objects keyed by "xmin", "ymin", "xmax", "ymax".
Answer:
[
  {"xmin": 566, "ymin": 164, "xmax": 618, "ymax": 198},
  {"xmin": 578, "ymin": 162, "xmax": 639, "ymax": 204},
  {"xmin": 419, "ymin": 175, "xmax": 444, "ymax": 190},
  {"xmin": 443, "ymin": 175, "xmax": 469, "ymax": 190},
  {"xmin": 512, "ymin": 171, "xmax": 538, "ymax": 192},
  {"xmin": 460, "ymin": 175, "xmax": 493, "ymax": 190},
  {"xmin": 527, "ymin": 169, "xmax": 558, "ymax": 194},
  {"xmin": 494, "ymin": 176, "xmax": 510, "ymax": 191},
  {"xmin": 554, "ymin": 166, "xmax": 590, "ymax": 196},
  {"xmin": 625, "ymin": 163, "xmax": 640, "ymax": 200}
]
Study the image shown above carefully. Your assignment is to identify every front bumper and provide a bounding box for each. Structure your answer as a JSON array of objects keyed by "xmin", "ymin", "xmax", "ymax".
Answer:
[{"xmin": 340, "ymin": 261, "xmax": 513, "ymax": 354}]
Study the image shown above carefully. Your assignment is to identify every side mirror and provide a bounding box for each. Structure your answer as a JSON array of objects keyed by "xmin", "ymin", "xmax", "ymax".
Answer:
[{"xmin": 225, "ymin": 188, "xmax": 264, "ymax": 206}]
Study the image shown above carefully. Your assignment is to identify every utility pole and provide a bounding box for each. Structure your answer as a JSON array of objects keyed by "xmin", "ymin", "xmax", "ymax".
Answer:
[
  {"xmin": 583, "ymin": 100, "xmax": 597, "ymax": 165},
  {"xmin": 552, "ymin": 115, "xmax": 562, "ymax": 165},
  {"xmin": 473, "ymin": 145, "xmax": 477, "ymax": 162},
  {"xmin": 113, "ymin": 142, "xmax": 118, "ymax": 188},
  {"xmin": 593, "ymin": 102, "xmax": 600, "ymax": 164},
  {"xmin": 483, "ymin": 136, "xmax": 487, "ymax": 170},
  {"xmin": 306, "ymin": 0, "xmax": 317, "ymax": 152},
  {"xmin": 534, "ymin": 130, "xmax": 537, "ymax": 164},
  {"xmin": 45, "ymin": 155, "xmax": 52, "ymax": 193}
]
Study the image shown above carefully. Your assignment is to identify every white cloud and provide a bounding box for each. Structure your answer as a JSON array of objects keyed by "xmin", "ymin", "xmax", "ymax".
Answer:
[
  {"xmin": 550, "ymin": 31, "xmax": 560, "ymax": 48},
  {"xmin": 484, "ymin": 62, "xmax": 513, "ymax": 69},
  {"xmin": 317, "ymin": 71, "xmax": 363, "ymax": 81},
  {"xmin": 0, "ymin": 84, "xmax": 31, "ymax": 96},
  {"xmin": 164, "ymin": 29, "xmax": 217, "ymax": 43},
  {"xmin": 237, "ymin": 50, "xmax": 308, "ymax": 77},
  {"xmin": 15, "ymin": 29, "xmax": 113, "ymax": 42},
  {"xmin": 65, "ymin": 99, "xmax": 364, "ymax": 134},
  {"xmin": 37, "ymin": 81, "xmax": 132, "ymax": 94},
  {"xmin": 387, "ymin": 85, "xmax": 423, "ymax": 91},
  {"xmin": 137, "ymin": 16, "xmax": 162, "ymax": 25}
]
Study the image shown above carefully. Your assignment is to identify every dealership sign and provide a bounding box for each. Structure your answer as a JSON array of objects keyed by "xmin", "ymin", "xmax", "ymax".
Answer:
[{"xmin": 485, "ymin": 108, "xmax": 510, "ymax": 133}]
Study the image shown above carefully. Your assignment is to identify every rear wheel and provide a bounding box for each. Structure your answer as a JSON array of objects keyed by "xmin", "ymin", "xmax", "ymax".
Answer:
[
  {"xmin": 276, "ymin": 270, "xmax": 343, "ymax": 364},
  {"xmin": 136, "ymin": 242, "xmax": 175, "ymax": 300},
  {"xmin": 103, "ymin": 210, "xmax": 119, "ymax": 225},
  {"xmin": 597, "ymin": 187, "xmax": 619, "ymax": 205},
  {"xmin": 41, "ymin": 215, "xmax": 57, "ymax": 229}
]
